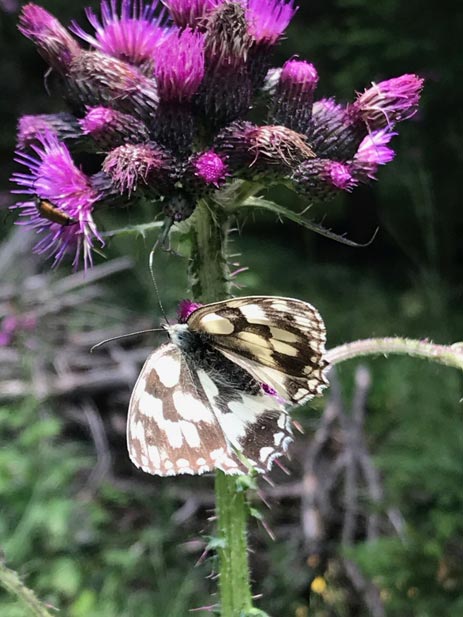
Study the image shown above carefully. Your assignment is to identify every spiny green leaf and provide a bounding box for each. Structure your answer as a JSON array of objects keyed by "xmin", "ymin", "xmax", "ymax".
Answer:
[{"xmin": 241, "ymin": 196, "xmax": 378, "ymax": 247}]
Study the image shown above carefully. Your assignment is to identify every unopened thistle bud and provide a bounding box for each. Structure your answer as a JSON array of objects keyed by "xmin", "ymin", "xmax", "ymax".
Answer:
[
  {"xmin": 66, "ymin": 51, "xmax": 159, "ymax": 120},
  {"xmin": 215, "ymin": 121, "xmax": 314, "ymax": 178},
  {"xmin": 71, "ymin": 0, "xmax": 169, "ymax": 71},
  {"xmin": 80, "ymin": 107, "xmax": 150, "ymax": 150},
  {"xmin": 270, "ymin": 59, "xmax": 318, "ymax": 134},
  {"xmin": 19, "ymin": 3, "xmax": 81, "ymax": 75},
  {"xmin": 17, "ymin": 113, "xmax": 82, "ymax": 148},
  {"xmin": 310, "ymin": 98, "xmax": 365, "ymax": 160},
  {"xmin": 102, "ymin": 142, "xmax": 173, "ymax": 195},
  {"xmin": 292, "ymin": 159, "xmax": 357, "ymax": 200},
  {"xmin": 349, "ymin": 74, "xmax": 424, "ymax": 130}
]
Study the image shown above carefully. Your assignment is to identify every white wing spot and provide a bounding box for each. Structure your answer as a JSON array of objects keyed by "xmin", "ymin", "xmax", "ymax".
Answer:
[
  {"xmin": 270, "ymin": 339, "xmax": 299, "ymax": 356},
  {"xmin": 156, "ymin": 354, "xmax": 181, "ymax": 387},
  {"xmin": 173, "ymin": 391, "xmax": 215, "ymax": 423},
  {"xmin": 139, "ymin": 392, "xmax": 163, "ymax": 420},
  {"xmin": 259, "ymin": 446, "xmax": 274, "ymax": 463},
  {"xmin": 239, "ymin": 303, "xmax": 267, "ymax": 323},
  {"xmin": 179, "ymin": 420, "xmax": 201, "ymax": 448},
  {"xmin": 269, "ymin": 326, "xmax": 300, "ymax": 343},
  {"xmin": 200, "ymin": 312, "xmax": 235, "ymax": 335}
]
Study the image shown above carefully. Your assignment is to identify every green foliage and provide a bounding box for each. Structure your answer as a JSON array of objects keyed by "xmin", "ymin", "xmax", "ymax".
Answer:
[{"xmin": 0, "ymin": 398, "xmax": 210, "ymax": 617}]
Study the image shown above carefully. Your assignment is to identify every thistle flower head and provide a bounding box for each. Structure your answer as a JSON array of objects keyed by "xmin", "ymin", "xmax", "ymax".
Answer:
[
  {"xmin": 351, "ymin": 74, "xmax": 424, "ymax": 129},
  {"xmin": 204, "ymin": 1, "xmax": 252, "ymax": 68},
  {"xmin": 192, "ymin": 151, "xmax": 229, "ymax": 187},
  {"xmin": 71, "ymin": 0, "xmax": 169, "ymax": 67},
  {"xmin": 292, "ymin": 158, "xmax": 357, "ymax": 200},
  {"xmin": 164, "ymin": 0, "xmax": 224, "ymax": 28},
  {"xmin": 11, "ymin": 132, "xmax": 104, "ymax": 271},
  {"xmin": 246, "ymin": 0, "xmax": 298, "ymax": 46},
  {"xmin": 178, "ymin": 299, "xmax": 203, "ymax": 322},
  {"xmin": 351, "ymin": 128, "xmax": 396, "ymax": 181},
  {"xmin": 154, "ymin": 27, "xmax": 205, "ymax": 102},
  {"xmin": 18, "ymin": 3, "xmax": 81, "ymax": 74},
  {"xmin": 102, "ymin": 142, "xmax": 172, "ymax": 194}
]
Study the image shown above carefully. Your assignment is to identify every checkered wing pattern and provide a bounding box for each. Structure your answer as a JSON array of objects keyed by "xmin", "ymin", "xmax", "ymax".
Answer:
[
  {"xmin": 187, "ymin": 296, "xmax": 329, "ymax": 405},
  {"xmin": 127, "ymin": 343, "xmax": 293, "ymax": 475}
]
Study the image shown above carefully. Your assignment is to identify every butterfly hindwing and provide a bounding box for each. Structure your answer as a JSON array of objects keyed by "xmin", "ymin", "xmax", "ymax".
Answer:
[
  {"xmin": 127, "ymin": 343, "xmax": 247, "ymax": 476},
  {"xmin": 187, "ymin": 296, "xmax": 329, "ymax": 405}
]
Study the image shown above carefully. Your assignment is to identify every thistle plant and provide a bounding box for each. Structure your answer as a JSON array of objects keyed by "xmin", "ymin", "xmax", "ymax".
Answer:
[{"xmin": 7, "ymin": 1, "xmax": 463, "ymax": 616}]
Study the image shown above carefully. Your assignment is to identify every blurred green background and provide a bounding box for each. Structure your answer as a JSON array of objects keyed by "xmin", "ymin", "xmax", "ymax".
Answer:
[{"xmin": 0, "ymin": 1, "xmax": 462, "ymax": 616}]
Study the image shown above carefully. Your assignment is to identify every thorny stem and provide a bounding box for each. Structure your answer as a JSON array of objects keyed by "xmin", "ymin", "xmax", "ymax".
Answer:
[
  {"xmin": 0, "ymin": 561, "xmax": 54, "ymax": 617},
  {"xmin": 326, "ymin": 337, "xmax": 463, "ymax": 372},
  {"xmin": 188, "ymin": 199, "xmax": 255, "ymax": 616}
]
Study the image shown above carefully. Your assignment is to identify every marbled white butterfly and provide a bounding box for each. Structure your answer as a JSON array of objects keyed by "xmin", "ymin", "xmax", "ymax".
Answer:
[{"xmin": 128, "ymin": 296, "xmax": 329, "ymax": 476}]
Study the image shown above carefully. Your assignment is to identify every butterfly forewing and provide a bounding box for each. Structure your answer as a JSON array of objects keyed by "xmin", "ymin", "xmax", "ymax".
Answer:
[
  {"xmin": 187, "ymin": 296, "xmax": 329, "ymax": 405},
  {"xmin": 127, "ymin": 343, "xmax": 247, "ymax": 475}
]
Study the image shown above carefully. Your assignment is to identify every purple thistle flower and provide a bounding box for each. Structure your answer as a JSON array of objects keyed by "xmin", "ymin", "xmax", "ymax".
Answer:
[
  {"xmin": 71, "ymin": 0, "xmax": 170, "ymax": 68},
  {"xmin": 246, "ymin": 0, "xmax": 298, "ymax": 46},
  {"xmin": 11, "ymin": 132, "xmax": 104, "ymax": 271},
  {"xmin": 192, "ymin": 151, "xmax": 228, "ymax": 187},
  {"xmin": 350, "ymin": 129, "xmax": 396, "ymax": 181},
  {"xmin": 154, "ymin": 27, "xmax": 205, "ymax": 102},
  {"xmin": 19, "ymin": 3, "xmax": 81, "ymax": 74},
  {"xmin": 178, "ymin": 299, "xmax": 203, "ymax": 322},
  {"xmin": 350, "ymin": 74, "xmax": 424, "ymax": 130},
  {"xmin": 17, "ymin": 113, "xmax": 81, "ymax": 147},
  {"xmin": 80, "ymin": 106, "xmax": 150, "ymax": 148},
  {"xmin": 102, "ymin": 142, "xmax": 173, "ymax": 194},
  {"xmin": 164, "ymin": 0, "xmax": 224, "ymax": 28}
]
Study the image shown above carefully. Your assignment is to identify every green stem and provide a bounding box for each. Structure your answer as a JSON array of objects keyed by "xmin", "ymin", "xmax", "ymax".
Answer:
[
  {"xmin": 0, "ymin": 562, "xmax": 54, "ymax": 617},
  {"xmin": 189, "ymin": 199, "xmax": 254, "ymax": 617},
  {"xmin": 326, "ymin": 337, "xmax": 463, "ymax": 372}
]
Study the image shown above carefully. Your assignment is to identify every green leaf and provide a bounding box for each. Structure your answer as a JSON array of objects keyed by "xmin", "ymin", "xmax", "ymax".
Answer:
[{"xmin": 241, "ymin": 196, "xmax": 377, "ymax": 247}]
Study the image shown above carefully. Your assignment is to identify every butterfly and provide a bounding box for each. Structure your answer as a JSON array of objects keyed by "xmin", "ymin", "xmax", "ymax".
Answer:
[{"xmin": 127, "ymin": 296, "xmax": 329, "ymax": 476}]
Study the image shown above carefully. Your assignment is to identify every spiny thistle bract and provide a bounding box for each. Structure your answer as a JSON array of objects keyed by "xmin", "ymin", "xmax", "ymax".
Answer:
[{"xmin": 10, "ymin": 0, "xmax": 423, "ymax": 270}]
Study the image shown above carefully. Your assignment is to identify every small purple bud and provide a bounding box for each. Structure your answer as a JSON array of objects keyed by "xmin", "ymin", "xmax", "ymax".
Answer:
[
  {"xmin": 18, "ymin": 3, "xmax": 81, "ymax": 74},
  {"xmin": 80, "ymin": 106, "xmax": 150, "ymax": 149},
  {"xmin": 164, "ymin": 0, "xmax": 224, "ymax": 28},
  {"xmin": 270, "ymin": 58, "xmax": 319, "ymax": 134},
  {"xmin": 193, "ymin": 151, "xmax": 228, "ymax": 187},
  {"xmin": 178, "ymin": 299, "xmax": 203, "ymax": 322},
  {"xmin": 71, "ymin": 0, "xmax": 169, "ymax": 68},
  {"xmin": 292, "ymin": 158, "xmax": 357, "ymax": 201},
  {"xmin": 350, "ymin": 74, "xmax": 424, "ymax": 129},
  {"xmin": 102, "ymin": 142, "xmax": 172, "ymax": 195},
  {"xmin": 350, "ymin": 129, "xmax": 396, "ymax": 182},
  {"xmin": 17, "ymin": 113, "xmax": 82, "ymax": 148},
  {"xmin": 154, "ymin": 27, "xmax": 205, "ymax": 102}
]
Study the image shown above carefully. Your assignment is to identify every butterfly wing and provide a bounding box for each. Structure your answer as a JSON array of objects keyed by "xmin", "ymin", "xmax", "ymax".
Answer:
[
  {"xmin": 127, "ymin": 343, "xmax": 247, "ymax": 476},
  {"xmin": 187, "ymin": 296, "xmax": 329, "ymax": 405},
  {"xmin": 127, "ymin": 342, "xmax": 295, "ymax": 475}
]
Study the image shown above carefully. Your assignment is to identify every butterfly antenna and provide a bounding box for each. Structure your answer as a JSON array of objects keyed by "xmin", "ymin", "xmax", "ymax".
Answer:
[
  {"xmin": 90, "ymin": 328, "xmax": 165, "ymax": 353},
  {"xmin": 149, "ymin": 219, "xmax": 172, "ymax": 326}
]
